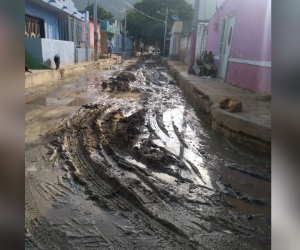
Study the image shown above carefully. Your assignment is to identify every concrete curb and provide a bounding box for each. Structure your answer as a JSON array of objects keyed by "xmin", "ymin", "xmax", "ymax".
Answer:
[
  {"xmin": 25, "ymin": 56, "xmax": 122, "ymax": 89},
  {"xmin": 162, "ymin": 58, "xmax": 271, "ymax": 154}
]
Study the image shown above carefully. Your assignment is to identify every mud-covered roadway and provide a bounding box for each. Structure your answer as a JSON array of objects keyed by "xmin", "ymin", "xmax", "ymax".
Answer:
[{"xmin": 25, "ymin": 55, "xmax": 271, "ymax": 249}]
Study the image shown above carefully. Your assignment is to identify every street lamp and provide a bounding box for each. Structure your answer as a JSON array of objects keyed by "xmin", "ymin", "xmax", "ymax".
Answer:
[{"xmin": 157, "ymin": 7, "xmax": 168, "ymax": 56}]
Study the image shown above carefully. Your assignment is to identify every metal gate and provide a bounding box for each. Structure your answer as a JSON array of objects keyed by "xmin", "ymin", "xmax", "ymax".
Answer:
[
  {"xmin": 195, "ymin": 22, "xmax": 208, "ymax": 60},
  {"xmin": 58, "ymin": 16, "xmax": 90, "ymax": 48}
]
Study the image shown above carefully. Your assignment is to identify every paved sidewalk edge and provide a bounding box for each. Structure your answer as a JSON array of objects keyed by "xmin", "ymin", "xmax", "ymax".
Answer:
[
  {"xmin": 162, "ymin": 59, "xmax": 271, "ymax": 154},
  {"xmin": 25, "ymin": 56, "xmax": 122, "ymax": 89}
]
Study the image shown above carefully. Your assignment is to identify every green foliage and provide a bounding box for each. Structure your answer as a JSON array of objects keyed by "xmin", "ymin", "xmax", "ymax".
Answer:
[
  {"xmin": 124, "ymin": 0, "xmax": 193, "ymax": 45},
  {"xmin": 25, "ymin": 49, "xmax": 50, "ymax": 70},
  {"xmin": 85, "ymin": 4, "xmax": 113, "ymax": 20}
]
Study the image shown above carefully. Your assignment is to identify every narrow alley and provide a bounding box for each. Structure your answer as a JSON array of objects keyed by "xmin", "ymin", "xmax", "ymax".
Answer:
[{"xmin": 25, "ymin": 56, "xmax": 271, "ymax": 249}]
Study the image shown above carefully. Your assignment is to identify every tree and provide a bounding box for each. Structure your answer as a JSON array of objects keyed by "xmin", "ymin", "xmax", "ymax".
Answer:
[
  {"xmin": 85, "ymin": 3, "xmax": 113, "ymax": 20},
  {"xmin": 124, "ymin": 0, "xmax": 193, "ymax": 47}
]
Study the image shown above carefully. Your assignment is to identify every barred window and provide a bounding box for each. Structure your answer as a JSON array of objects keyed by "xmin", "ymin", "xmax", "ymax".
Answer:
[{"xmin": 25, "ymin": 14, "xmax": 45, "ymax": 38}]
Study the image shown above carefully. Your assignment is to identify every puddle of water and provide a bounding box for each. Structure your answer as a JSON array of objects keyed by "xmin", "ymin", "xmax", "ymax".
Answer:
[
  {"xmin": 152, "ymin": 137, "xmax": 211, "ymax": 188},
  {"xmin": 66, "ymin": 98, "xmax": 89, "ymax": 106},
  {"xmin": 26, "ymin": 98, "xmax": 74, "ymax": 106},
  {"xmin": 223, "ymin": 196, "xmax": 271, "ymax": 216},
  {"xmin": 221, "ymin": 165, "xmax": 271, "ymax": 200},
  {"xmin": 152, "ymin": 172, "xmax": 176, "ymax": 184}
]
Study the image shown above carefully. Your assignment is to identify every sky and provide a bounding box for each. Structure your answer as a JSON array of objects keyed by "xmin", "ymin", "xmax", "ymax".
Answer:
[
  {"xmin": 187, "ymin": 0, "xmax": 226, "ymax": 21},
  {"xmin": 72, "ymin": 0, "xmax": 226, "ymax": 21}
]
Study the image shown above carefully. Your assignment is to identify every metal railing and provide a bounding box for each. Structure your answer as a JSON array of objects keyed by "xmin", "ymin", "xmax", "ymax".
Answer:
[{"xmin": 58, "ymin": 16, "xmax": 90, "ymax": 47}]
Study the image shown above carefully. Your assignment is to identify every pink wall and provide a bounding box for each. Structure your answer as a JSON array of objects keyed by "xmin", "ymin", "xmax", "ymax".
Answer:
[
  {"xmin": 226, "ymin": 62, "xmax": 271, "ymax": 93},
  {"xmin": 206, "ymin": 0, "xmax": 271, "ymax": 93},
  {"xmin": 89, "ymin": 19, "xmax": 101, "ymax": 50}
]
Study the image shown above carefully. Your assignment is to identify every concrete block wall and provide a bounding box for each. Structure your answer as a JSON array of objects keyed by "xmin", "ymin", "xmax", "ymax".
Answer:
[
  {"xmin": 25, "ymin": 56, "xmax": 122, "ymax": 89},
  {"xmin": 26, "ymin": 38, "xmax": 74, "ymax": 67},
  {"xmin": 162, "ymin": 59, "xmax": 271, "ymax": 153},
  {"xmin": 75, "ymin": 48, "xmax": 92, "ymax": 63}
]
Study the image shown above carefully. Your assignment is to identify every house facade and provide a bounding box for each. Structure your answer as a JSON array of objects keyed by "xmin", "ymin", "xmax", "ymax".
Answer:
[
  {"xmin": 89, "ymin": 16, "xmax": 101, "ymax": 59},
  {"xmin": 100, "ymin": 19, "xmax": 120, "ymax": 54},
  {"xmin": 169, "ymin": 21, "xmax": 183, "ymax": 61},
  {"xmin": 169, "ymin": 20, "xmax": 208, "ymax": 66},
  {"xmin": 25, "ymin": 0, "xmax": 91, "ymax": 68},
  {"xmin": 206, "ymin": 0, "xmax": 271, "ymax": 94}
]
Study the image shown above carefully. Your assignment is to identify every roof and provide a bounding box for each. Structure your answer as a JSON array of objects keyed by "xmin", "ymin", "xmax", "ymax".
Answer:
[
  {"xmin": 26, "ymin": 0, "xmax": 86, "ymax": 21},
  {"xmin": 89, "ymin": 15, "xmax": 102, "ymax": 23}
]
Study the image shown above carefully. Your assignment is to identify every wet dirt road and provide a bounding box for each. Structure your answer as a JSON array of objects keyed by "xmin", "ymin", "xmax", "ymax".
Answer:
[{"xmin": 25, "ymin": 56, "xmax": 271, "ymax": 249}]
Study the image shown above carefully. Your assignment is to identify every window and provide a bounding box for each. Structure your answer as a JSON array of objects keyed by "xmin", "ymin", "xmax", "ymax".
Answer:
[
  {"xmin": 25, "ymin": 14, "xmax": 45, "ymax": 38},
  {"xmin": 228, "ymin": 27, "xmax": 232, "ymax": 45}
]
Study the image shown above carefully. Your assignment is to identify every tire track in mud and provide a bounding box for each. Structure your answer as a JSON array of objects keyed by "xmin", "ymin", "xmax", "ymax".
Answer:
[
  {"xmin": 25, "ymin": 56, "xmax": 271, "ymax": 249},
  {"xmin": 64, "ymin": 103, "xmax": 268, "ymax": 249},
  {"xmin": 61, "ymin": 105, "xmax": 201, "ymax": 249}
]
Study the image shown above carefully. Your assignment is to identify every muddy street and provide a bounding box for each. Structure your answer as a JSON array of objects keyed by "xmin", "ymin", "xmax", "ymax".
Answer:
[{"xmin": 25, "ymin": 56, "xmax": 271, "ymax": 249}]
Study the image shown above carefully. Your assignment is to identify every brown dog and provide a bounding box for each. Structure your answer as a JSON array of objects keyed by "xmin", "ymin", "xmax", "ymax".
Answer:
[{"xmin": 219, "ymin": 97, "xmax": 243, "ymax": 112}]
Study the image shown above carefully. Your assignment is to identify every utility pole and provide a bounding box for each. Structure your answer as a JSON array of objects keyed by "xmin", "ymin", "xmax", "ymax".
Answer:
[
  {"xmin": 188, "ymin": 0, "xmax": 200, "ymax": 73},
  {"xmin": 94, "ymin": 0, "xmax": 98, "ymax": 61},
  {"xmin": 123, "ymin": 9, "xmax": 127, "ymax": 53},
  {"xmin": 163, "ymin": 7, "xmax": 168, "ymax": 56}
]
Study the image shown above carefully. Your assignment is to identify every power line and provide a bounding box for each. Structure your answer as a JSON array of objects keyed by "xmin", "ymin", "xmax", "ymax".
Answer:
[
  {"xmin": 120, "ymin": 0, "xmax": 164, "ymax": 22},
  {"xmin": 107, "ymin": 0, "xmax": 127, "ymax": 13}
]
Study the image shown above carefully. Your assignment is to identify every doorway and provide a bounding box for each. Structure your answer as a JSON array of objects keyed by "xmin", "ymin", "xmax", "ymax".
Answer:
[{"xmin": 218, "ymin": 15, "xmax": 236, "ymax": 79}]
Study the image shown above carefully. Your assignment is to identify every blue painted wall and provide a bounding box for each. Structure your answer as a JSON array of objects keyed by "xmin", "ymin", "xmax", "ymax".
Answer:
[
  {"xmin": 25, "ymin": 1, "xmax": 59, "ymax": 39},
  {"xmin": 26, "ymin": 38, "xmax": 75, "ymax": 67}
]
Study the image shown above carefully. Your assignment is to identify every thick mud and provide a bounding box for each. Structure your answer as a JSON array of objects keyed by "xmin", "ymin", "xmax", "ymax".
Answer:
[{"xmin": 25, "ymin": 56, "xmax": 271, "ymax": 249}]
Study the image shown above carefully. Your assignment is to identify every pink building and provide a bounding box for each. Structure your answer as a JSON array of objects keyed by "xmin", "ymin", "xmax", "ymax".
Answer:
[
  {"xmin": 206, "ymin": 0, "xmax": 271, "ymax": 94},
  {"xmin": 89, "ymin": 16, "xmax": 101, "ymax": 52}
]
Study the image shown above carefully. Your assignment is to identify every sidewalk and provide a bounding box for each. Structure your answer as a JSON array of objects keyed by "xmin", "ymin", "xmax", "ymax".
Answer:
[
  {"xmin": 163, "ymin": 59, "xmax": 271, "ymax": 153},
  {"xmin": 25, "ymin": 55, "xmax": 122, "ymax": 89}
]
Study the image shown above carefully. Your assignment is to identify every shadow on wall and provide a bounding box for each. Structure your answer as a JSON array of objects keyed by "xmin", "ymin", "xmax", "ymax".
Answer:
[{"xmin": 43, "ymin": 58, "xmax": 52, "ymax": 67}]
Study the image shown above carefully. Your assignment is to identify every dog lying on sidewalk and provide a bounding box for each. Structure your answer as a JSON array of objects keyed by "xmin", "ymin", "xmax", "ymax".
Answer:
[{"xmin": 219, "ymin": 97, "xmax": 243, "ymax": 112}]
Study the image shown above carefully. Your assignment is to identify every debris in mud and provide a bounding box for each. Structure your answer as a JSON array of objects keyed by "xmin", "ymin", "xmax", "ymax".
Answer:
[
  {"xmin": 116, "ymin": 71, "xmax": 136, "ymax": 82},
  {"xmin": 109, "ymin": 79, "xmax": 131, "ymax": 92},
  {"xmin": 26, "ymin": 55, "xmax": 271, "ymax": 250},
  {"xmin": 101, "ymin": 81, "xmax": 108, "ymax": 89},
  {"xmin": 101, "ymin": 71, "xmax": 137, "ymax": 93},
  {"xmin": 82, "ymin": 103, "xmax": 101, "ymax": 109}
]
